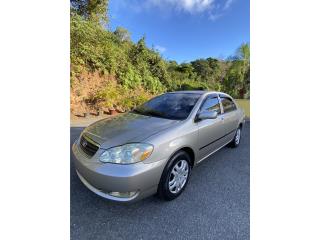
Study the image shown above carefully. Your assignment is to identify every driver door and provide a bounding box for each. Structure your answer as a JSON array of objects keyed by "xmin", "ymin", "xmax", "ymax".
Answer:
[{"xmin": 196, "ymin": 95, "xmax": 225, "ymax": 161}]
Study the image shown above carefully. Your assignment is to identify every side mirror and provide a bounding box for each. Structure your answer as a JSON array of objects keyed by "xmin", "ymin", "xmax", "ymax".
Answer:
[{"xmin": 197, "ymin": 110, "xmax": 218, "ymax": 121}]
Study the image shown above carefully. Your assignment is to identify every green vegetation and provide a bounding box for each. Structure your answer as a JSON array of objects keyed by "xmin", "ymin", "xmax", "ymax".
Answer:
[
  {"xmin": 235, "ymin": 99, "xmax": 250, "ymax": 117},
  {"xmin": 70, "ymin": 1, "xmax": 250, "ymax": 113}
]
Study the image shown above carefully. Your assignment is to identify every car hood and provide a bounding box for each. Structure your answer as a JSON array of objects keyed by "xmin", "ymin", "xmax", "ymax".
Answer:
[{"xmin": 83, "ymin": 113, "xmax": 179, "ymax": 149}]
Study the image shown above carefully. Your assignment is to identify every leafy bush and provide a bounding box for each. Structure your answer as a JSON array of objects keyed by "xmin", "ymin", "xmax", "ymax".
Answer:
[
  {"xmin": 179, "ymin": 81, "xmax": 209, "ymax": 91},
  {"xmin": 70, "ymin": 10, "xmax": 250, "ymax": 114},
  {"xmin": 95, "ymin": 80, "xmax": 153, "ymax": 111}
]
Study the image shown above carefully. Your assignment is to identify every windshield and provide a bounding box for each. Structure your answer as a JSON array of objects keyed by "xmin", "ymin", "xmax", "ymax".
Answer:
[{"xmin": 132, "ymin": 93, "xmax": 201, "ymax": 120}]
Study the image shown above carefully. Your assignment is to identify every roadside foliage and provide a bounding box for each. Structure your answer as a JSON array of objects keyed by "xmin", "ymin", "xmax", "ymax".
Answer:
[{"xmin": 70, "ymin": 1, "xmax": 250, "ymax": 114}]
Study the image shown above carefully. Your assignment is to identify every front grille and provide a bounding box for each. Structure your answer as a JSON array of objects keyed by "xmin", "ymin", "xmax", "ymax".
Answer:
[{"xmin": 79, "ymin": 135, "xmax": 99, "ymax": 157}]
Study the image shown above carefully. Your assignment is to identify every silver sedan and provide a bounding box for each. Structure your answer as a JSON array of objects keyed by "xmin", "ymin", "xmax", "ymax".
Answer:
[{"xmin": 72, "ymin": 91, "xmax": 245, "ymax": 203}]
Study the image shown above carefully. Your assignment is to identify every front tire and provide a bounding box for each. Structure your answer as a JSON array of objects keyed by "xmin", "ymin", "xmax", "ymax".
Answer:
[{"xmin": 157, "ymin": 151, "xmax": 191, "ymax": 201}]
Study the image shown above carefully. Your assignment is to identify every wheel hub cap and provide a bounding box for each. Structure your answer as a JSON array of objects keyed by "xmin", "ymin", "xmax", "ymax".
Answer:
[
  {"xmin": 168, "ymin": 160, "xmax": 189, "ymax": 194},
  {"xmin": 235, "ymin": 129, "xmax": 241, "ymax": 144}
]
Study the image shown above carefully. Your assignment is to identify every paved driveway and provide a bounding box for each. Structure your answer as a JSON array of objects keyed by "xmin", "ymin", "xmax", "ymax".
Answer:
[{"xmin": 70, "ymin": 123, "xmax": 250, "ymax": 240}]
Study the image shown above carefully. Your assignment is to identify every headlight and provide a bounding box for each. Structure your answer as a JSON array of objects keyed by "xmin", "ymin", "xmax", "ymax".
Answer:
[{"xmin": 99, "ymin": 143, "xmax": 153, "ymax": 164}]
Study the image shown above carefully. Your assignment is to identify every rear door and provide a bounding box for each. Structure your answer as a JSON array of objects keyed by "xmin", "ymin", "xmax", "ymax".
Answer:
[
  {"xmin": 197, "ymin": 95, "xmax": 225, "ymax": 161},
  {"xmin": 219, "ymin": 96, "xmax": 239, "ymax": 142}
]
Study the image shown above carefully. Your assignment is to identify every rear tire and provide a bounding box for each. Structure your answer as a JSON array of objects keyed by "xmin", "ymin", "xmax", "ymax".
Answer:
[
  {"xmin": 229, "ymin": 126, "xmax": 242, "ymax": 148},
  {"xmin": 157, "ymin": 151, "xmax": 191, "ymax": 201}
]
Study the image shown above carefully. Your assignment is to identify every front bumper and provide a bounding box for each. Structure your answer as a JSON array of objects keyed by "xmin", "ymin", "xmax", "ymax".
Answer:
[{"xmin": 72, "ymin": 139, "xmax": 167, "ymax": 203}]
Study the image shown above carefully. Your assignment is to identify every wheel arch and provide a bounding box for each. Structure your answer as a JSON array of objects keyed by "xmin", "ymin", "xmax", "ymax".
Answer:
[{"xmin": 169, "ymin": 146, "xmax": 196, "ymax": 168}]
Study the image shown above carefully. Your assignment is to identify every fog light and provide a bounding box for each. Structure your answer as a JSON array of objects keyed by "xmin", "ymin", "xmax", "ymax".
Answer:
[{"xmin": 109, "ymin": 191, "xmax": 137, "ymax": 198}]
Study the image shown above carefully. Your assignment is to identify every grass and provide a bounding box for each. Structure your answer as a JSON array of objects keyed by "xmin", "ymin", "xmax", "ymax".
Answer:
[{"xmin": 235, "ymin": 99, "xmax": 250, "ymax": 118}]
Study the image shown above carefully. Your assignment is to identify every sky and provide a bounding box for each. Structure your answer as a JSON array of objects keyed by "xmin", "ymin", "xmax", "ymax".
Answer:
[{"xmin": 109, "ymin": 0, "xmax": 250, "ymax": 63}]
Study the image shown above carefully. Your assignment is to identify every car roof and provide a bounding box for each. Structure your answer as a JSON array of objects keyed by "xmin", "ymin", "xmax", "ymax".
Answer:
[
  {"xmin": 167, "ymin": 90, "xmax": 231, "ymax": 97},
  {"xmin": 167, "ymin": 90, "xmax": 207, "ymax": 94}
]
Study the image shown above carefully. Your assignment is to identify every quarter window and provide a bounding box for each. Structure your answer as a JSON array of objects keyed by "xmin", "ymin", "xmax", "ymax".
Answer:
[
  {"xmin": 221, "ymin": 97, "xmax": 237, "ymax": 113},
  {"xmin": 200, "ymin": 97, "xmax": 221, "ymax": 114}
]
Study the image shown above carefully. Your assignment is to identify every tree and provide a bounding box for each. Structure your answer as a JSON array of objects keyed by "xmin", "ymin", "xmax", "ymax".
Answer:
[
  {"xmin": 70, "ymin": 0, "xmax": 109, "ymax": 24},
  {"xmin": 191, "ymin": 59, "xmax": 213, "ymax": 81},
  {"xmin": 114, "ymin": 27, "xmax": 131, "ymax": 42},
  {"xmin": 236, "ymin": 43, "xmax": 250, "ymax": 62},
  {"xmin": 206, "ymin": 58, "xmax": 221, "ymax": 76},
  {"xmin": 236, "ymin": 43, "xmax": 250, "ymax": 98},
  {"xmin": 224, "ymin": 43, "xmax": 250, "ymax": 98}
]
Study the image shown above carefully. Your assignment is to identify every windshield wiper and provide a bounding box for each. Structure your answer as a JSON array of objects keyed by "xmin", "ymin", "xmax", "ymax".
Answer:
[
  {"xmin": 132, "ymin": 109, "xmax": 170, "ymax": 119},
  {"xmin": 145, "ymin": 110, "xmax": 167, "ymax": 119},
  {"xmin": 131, "ymin": 109, "xmax": 155, "ymax": 117},
  {"xmin": 131, "ymin": 109, "xmax": 142, "ymax": 114}
]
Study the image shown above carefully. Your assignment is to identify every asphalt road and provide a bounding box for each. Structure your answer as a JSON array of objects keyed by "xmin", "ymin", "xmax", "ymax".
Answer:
[{"xmin": 70, "ymin": 123, "xmax": 250, "ymax": 240}]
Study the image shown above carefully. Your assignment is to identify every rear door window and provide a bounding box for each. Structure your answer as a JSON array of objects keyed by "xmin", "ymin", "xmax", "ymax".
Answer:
[{"xmin": 220, "ymin": 97, "xmax": 237, "ymax": 113}]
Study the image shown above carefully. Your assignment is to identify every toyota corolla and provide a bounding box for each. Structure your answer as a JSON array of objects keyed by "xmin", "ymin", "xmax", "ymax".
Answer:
[{"xmin": 72, "ymin": 91, "xmax": 245, "ymax": 202}]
